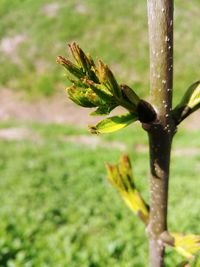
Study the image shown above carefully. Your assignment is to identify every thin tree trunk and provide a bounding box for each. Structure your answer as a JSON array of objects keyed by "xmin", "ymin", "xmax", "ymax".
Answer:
[{"xmin": 146, "ymin": 1, "xmax": 174, "ymax": 266}]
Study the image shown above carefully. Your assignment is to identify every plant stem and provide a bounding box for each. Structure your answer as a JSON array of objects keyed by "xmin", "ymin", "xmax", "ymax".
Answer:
[
  {"xmin": 146, "ymin": 0, "xmax": 174, "ymax": 266},
  {"xmin": 148, "ymin": 127, "xmax": 173, "ymax": 266}
]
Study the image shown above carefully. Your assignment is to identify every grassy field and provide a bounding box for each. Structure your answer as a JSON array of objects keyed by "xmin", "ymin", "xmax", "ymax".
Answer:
[
  {"xmin": 1, "ymin": 0, "xmax": 200, "ymax": 266},
  {"xmin": 0, "ymin": 121, "xmax": 200, "ymax": 266},
  {"xmin": 0, "ymin": 0, "xmax": 200, "ymax": 104}
]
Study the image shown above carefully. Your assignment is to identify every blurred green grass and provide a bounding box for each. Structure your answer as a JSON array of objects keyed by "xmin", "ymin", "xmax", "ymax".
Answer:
[
  {"xmin": 0, "ymin": 121, "xmax": 200, "ymax": 266},
  {"xmin": 0, "ymin": 0, "xmax": 199, "ymax": 104}
]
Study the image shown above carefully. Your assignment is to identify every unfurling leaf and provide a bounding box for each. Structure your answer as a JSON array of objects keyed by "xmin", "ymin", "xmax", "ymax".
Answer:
[
  {"xmin": 68, "ymin": 42, "xmax": 98, "ymax": 81},
  {"xmin": 173, "ymin": 81, "xmax": 200, "ymax": 124},
  {"xmin": 89, "ymin": 113, "xmax": 138, "ymax": 134},
  {"xmin": 56, "ymin": 56, "xmax": 84, "ymax": 79},
  {"xmin": 176, "ymin": 261, "xmax": 191, "ymax": 267},
  {"xmin": 171, "ymin": 233, "xmax": 200, "ymax": 259},
  {"xmin": 83, "ymin": 79, "xmax": 114, "ymax": 102},
  {"xmin": 57, "ymin": 42, "xmax": 144, "ymax": 130},
  {"xmin": 106, "ymin": 155, "xmax": 149, "ymax": 224},
  {"xmin": 90, "ymin": 105, "xmax": 117, "ymax": 116},
  {"xmin": 187, "ymin": 82, "xmax": 200, "ymax": 109},
  {"xmin": 96, "ymin": 60, "xmax": 122, "ymax": 98},
  {"xmin": 121, "ymin": 84, "xmax": 140, "ymax": 106},
  {"xmin": 176, "ymin": 81, "xmax": 200, "ymax": 109},
  {"xmin": 67, "ymin": 86, "xmax": 105, "ymax": 108}
]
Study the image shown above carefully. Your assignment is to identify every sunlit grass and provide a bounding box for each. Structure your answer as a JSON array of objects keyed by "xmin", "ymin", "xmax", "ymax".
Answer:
[
  {"xmin": 0, "ymin": 121, "xmax": 200, "ymax": 266},
  {"xmin": 0, "ymin": 0, "xmax": 199, "ymax": 103}
]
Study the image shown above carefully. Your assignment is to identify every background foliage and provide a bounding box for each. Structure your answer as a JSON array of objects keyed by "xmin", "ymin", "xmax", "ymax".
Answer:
[
  {"xmin": 1, "ymin": 122, "xmax": 200, "ymax": 266},
  {"xmin": 0, "ymin": 0, "xmax": 199, "ymax": 102}
]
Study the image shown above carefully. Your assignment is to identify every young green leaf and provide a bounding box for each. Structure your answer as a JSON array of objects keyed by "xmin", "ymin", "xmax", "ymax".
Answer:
[
  {"xmin": 84, "ymin": 79, "xmax": 115, "ymax": 103},
  {"xmin": 170, "ymin": 233, "xmax": 200, "ymax": 259},
  {"xmin": 57, "ymin": 43, "xmax": 143, "ymax": 123},
  {"xmin": 96, "ymin": 60, "xmax": 122, "ymax": 98},
  {"xmin": 67, "ymin": 86, "xmax": 105, "ymax": 108},
  {"xmin": 187, "ymin": 81, "xmax": 200, "ymax": 109},
  {"xmin": 56, "ymin": 56, "xmax": 84, "ymax": 79},
  {"xmin": 121, "ymin": 84, "xmax": 140, "ymax": 106},
  {"xmin": 173, "ymin": 81, "xmax": 200, "ymax": 124},
  {"xmin": 68, "ymin": 42, "xmax": 98, "ymax": 81},
  {"xmin": 106, "ymin": 155, "xmax": 149, "ymax": 224},
  {"xmin": 90, "ymin": 104, "xmax": 117, "ymax": 116},
  {"xmin": 89, "ymin": 113, "xmax": 138, "ymax": 134}
]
